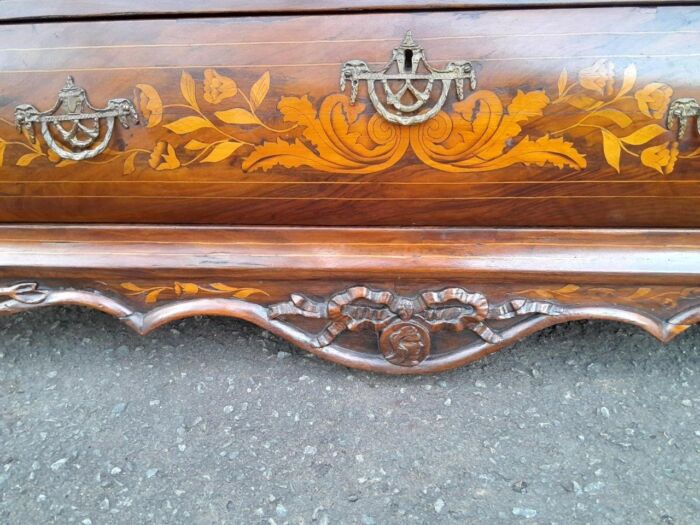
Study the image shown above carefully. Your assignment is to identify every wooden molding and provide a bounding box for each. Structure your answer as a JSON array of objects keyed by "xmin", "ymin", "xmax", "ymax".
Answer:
[
  {"xmin": 0, "ymin": 279, "xmax": 697, "ymax": 374},
  {"xmin": 1, "ymin": 225, "xmax": 699, "ymax": 374},
  {"xmin": 0, "ymin": 1, "xmax": 691, "ymax": 23},
  {"xmin": 2, "ymin": 6, "xmax": 699, "ymax": 375}
]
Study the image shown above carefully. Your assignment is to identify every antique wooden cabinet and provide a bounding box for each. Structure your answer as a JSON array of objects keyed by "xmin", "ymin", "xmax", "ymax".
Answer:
[{"xmin": 2, "ymin": 1, "xmax": 700, "ymax": 373}]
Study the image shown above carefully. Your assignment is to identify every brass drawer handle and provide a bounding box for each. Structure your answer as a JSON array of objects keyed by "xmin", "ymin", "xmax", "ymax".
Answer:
[
  {"xmin": 667, "ymin": 97, "xmax": 700, "ymax": 139},
  {"xmin": 340, "ymin": 31, "xmax": 476, "ymax": 126},
  {"xmin": 15, "ymin": 76, "xmax": 139, "ymax": 161}
]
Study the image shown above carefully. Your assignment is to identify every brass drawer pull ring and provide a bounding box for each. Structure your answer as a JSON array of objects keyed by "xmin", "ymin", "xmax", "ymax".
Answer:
[
  {"xmin": 340, "ymin": 31, "xmax": 476, "ymax": 126},
  {"xmin": 14, "ymin": 76, "xmax": 139, "ymax": 161}
]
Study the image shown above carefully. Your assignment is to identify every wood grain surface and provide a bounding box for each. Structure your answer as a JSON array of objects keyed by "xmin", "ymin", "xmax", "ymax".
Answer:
[
  {"xmin": 0, "ymin": 1, "xmax": 692, "ymax": 22},
  {"xmin": 2, "ymin": 224, "xmax": 700, "ymax": 373},
  {"xmin": 2, "ymin": 225, "xmax": 700, "ymax": 283},
  {"xmin": 1, "ymin": 7, "xmax": 700, "ymax": 227}
]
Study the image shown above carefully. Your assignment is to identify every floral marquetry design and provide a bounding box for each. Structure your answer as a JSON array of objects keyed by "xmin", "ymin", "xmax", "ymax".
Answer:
[
  {"xmin": 243, "ymin": 94, "xmax": 412, "ymax": 174},
  {"xmin": 132, "ymin": 70, "xmax": 290, "ymax": 172},
  {"xmin": 243, "ymin": 89, "xmax": 587, "ymax": 174},
  {"xmin": 1, "ymin": 61, "xmax": 699, "ymax": 175},
  {"xmin": 203, "ymin": 69, "xmax": 238, "ymax": 104},
  {"xmin": 407, "ymin": 91, "xmax": 586, "ymax": 173},
  {"xmin": 550, "ymin": 61, "xmax": 700, "ymax": 175},
  {"xmin": 513, "ymin": 284, "xmax": 700, "ymax": 309},
  {"xmin": 121, "ymin": 282, "xmax": 268, "ymax": 304},
  {"xmin": 635, "ymin": 83, "xmax": 674, "ymax": 120}
]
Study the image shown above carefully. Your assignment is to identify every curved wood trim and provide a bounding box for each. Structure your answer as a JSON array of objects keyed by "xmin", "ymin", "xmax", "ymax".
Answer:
[
  {"xmin": 2, "ymin": 226, "xmax": 699, "ymax": 373},
  {"xmin": 1, "ymin": 286, "xmax": 695, "ymax": 374}
]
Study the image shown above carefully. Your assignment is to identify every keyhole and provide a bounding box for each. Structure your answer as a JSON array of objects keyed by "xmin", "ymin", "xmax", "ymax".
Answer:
[{"xmin": 404, "ymin": 49, "xmax": 413, "ymax": 71}]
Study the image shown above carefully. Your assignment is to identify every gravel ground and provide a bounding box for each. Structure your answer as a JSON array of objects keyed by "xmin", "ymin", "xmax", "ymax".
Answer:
[{"xmin": 0, "ymin": 306, "xmax": 698, "ymax": 525}]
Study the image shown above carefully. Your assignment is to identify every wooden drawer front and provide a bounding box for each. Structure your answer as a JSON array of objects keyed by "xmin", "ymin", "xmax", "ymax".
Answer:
[{"xmin": 1, "ymin": 7, "xmax": 700, "ymax": 227}]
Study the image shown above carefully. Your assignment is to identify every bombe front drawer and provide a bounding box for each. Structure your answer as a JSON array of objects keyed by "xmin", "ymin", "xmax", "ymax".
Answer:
[{"xmin": 1, "ymin": 7, "xmax": 700, "ymax": 227}]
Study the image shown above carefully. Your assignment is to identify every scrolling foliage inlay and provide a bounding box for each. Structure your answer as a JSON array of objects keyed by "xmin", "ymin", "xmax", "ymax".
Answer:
[
  {"xmin": 243, "ymin": 90, "xmax": 586, "ymax": 173},
  {"xmin": 1, "ymin": 61, "xmax": 697, "ymax": 175},
  {"xmin": 121, "ymin": 281, "xmax": 269, "ymax": 304}
]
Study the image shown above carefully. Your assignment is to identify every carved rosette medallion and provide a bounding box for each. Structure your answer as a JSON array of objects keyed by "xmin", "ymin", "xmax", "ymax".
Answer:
[
  {"xmin": 268, "ymin": 285, "xmax": 561, "ymax": 367},
  {"xmin": 2, "ymin": 281, "xmax": 700, "ymax": 373},
  {"xmin": 379, "ymin": 320, "xmax": 431, "ymax": 366}
]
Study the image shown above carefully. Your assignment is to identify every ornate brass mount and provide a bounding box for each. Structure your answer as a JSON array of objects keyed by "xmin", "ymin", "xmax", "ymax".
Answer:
[
  {"xmin": 339, "ymin": 31, "xmax": 476, "ymax": 126},
  {"xmin": 667, "ymin": 98, "xmax": 700, "ymax": 139},
  {"xmin": 268, "ymin": 286, "xmax": 558, "ymax": 367},
  {"xmin": 15, "ymin": 76, "xmax": 139, "ymax": 161}
]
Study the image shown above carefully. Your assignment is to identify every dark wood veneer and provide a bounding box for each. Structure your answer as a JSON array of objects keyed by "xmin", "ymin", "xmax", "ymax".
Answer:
[
  {"xmin": 1, "ymin": 226, "xmax": 700, "ymax": 373},
  {"xmin": 1, "ymin": 7, "xmax": 699, "ymax": 227},
  {"xmin": 1, "ymin": 2, "xmax": 698, "ymax": 372},
  {"xmin": 0, "ymin": 1, "xmax": 692, "ymax": 22}
]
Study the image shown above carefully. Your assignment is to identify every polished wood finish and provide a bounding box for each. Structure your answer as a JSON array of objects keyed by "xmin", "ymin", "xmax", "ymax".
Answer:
[
  {"xmin": 1, "ymin": 7, "xmax": 700, "ymax": 226},
  {"xmin": 1, "ymin": 3, "xmax": 699, "ymax": 372},
  {"xmin": 2, "ymin": 225, "xmax": 700, "ymax": 374},
  {"xmin": 2, "ymin": 225, "xmax": 700, "ymax": 282},
  {"xmin": 0, "ymin": 1, "xmax": 691, "ymax": 22}
]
